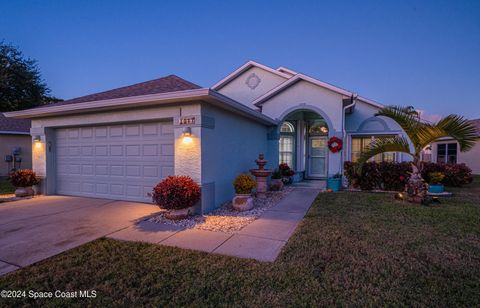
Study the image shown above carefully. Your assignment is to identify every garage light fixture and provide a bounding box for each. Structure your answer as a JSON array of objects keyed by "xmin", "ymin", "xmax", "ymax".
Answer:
[
  {"xmin": 182, "ymin": 127, "xmax": 193, "ymax": 144},
  {"xmin": 33, "ymin": 136, "xmax": 41, "ymax": 142}
]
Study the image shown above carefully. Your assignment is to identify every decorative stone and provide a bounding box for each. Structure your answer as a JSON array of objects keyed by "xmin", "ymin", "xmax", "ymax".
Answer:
[
  {"xmin": 15, "ymin": 187, "xmax": 33, "ymax": 197},
  {"xmin": 232, "ymin": 194, "xmax": 254, "ymax": 211},
  {"xmin": 164, "ymin": 206, "xmax": 195, "ymax": 220}
]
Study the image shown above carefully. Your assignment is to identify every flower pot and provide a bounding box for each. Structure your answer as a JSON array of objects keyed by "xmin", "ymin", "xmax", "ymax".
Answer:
[
  {"xmin": 232, "ymin": 193, "xmax": 254, "ymax": 211},
  {"xmin": 270, "ymin": 178, "xmax": 284, "ymax": 191},
  {"xmin": 428, "ymin": 184, "xmax": 444, "ymax": 194},
  {"xmin": 15, "ymin": 186, "xmax": 33, "ymax": 197},
  {"xmin": 164, "ymin": 206, "xmax": 195, "ymax": 220},
  {"xmin": 327, "ymin": 178, "xmax": 342, "ymax": 192}
]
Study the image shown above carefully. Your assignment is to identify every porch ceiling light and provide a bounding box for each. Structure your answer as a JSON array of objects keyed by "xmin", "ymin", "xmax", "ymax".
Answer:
[{"xmin": 33, "ymin": 135, "xmax": 41, "ymax": 142}]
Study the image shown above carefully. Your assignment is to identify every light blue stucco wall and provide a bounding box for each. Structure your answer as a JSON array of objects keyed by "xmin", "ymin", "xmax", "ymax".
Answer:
[{"xmin": 200, "ymin": 103, "xmax": 274, "ymax": 212}]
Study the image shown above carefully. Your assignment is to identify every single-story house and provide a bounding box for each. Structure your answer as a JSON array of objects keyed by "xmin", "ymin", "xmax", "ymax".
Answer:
[
  {"xmin": 0, "ymin": 113, "xmax": 32, "ymax": 177},
  {"xmin": 427, "ymin": 118, "xmax": 480, "ymax": 174},
  {"xmin": 4, "ymin": 61, "xmax": 409, "ymax": 212}
]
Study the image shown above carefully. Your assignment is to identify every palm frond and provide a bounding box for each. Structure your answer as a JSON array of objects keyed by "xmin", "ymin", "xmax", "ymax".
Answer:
[
  {"xmin": 375, "ymin": 106, "xmax": 421, "ymax": 145},
  {"xmin": 415, "ymin": 124, "xmax": 450, "ymax": 154},
  {"xmin": 357, "ymin": 136, "xmax": 413, "ymax": 165},
  {"xmin": 435, "ymin": 115, "xmax": 477, "ymax": 151}
]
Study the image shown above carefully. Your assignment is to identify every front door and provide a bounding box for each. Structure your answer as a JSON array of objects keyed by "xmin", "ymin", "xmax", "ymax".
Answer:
[{"xmin": 307, "ymin": 136, "xmax": 328, "ymax": 178}]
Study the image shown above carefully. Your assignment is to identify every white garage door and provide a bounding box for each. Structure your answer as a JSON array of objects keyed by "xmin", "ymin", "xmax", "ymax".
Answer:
[{"xmin": 55, "ymin": 121, "xmax": 174, "ymax": 202}]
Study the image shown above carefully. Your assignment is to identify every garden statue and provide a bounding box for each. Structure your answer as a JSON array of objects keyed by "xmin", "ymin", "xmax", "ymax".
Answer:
[{"xmin": 250, "ymin": 153, "xmax": 272, "ymax": 198}]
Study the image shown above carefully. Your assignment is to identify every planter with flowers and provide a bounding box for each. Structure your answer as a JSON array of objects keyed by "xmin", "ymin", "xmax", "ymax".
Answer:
[
  {"xmin": 327, "ymin": 173, "xmax": 342, "ymax": 192},
  {"xmin": 9, "ymin": 169, "xmax": 39, "ymax": 197},
  {"xmin": 233, "ymin": 174, "xmax": 256, "ymax": 211},
  {"xmin": 151, "ymin": 175, "xmax": 201, "ymax": 220},
  {"xmin": 270, "ymin": 169, "xmax": 284, "ymax": 191},
  {"xmin": 427, "ymin": 172, "xmax": 445, "ymax": 193},
  {"xmin": 279, "ymin": 163, "xmax": 295, "ymax": 185}
]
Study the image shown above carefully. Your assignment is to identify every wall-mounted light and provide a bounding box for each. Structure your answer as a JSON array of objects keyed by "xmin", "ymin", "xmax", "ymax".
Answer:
[
  {"xmin": 33, "ymin": 136, "xmax": 42, "ymax": 149},
  {"xmin": 182, "ymin": 127, "xmax": 192, "ymax": 144}
]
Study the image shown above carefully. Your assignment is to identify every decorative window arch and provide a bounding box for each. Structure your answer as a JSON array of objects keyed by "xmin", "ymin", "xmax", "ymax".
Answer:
[{"xmin": 280, "ymin": 122, "xmax": 295, "ymax": 133}]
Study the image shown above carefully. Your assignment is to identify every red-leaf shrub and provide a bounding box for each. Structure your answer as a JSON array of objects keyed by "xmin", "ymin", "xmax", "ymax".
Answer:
[
  {"xmin": 9, "ymin": 169, "xmax": 39, "ymax": 187},
  {"xmin": 421, "ymin": 162, "xmax": 473, "ymax": 187},
  {"xmin": 344, "ymin": 161, "xmax": 473, "ymax": 191},
  {"xmin": 151, "ymin": 176, "xmax": 201, "ymax": 210}
]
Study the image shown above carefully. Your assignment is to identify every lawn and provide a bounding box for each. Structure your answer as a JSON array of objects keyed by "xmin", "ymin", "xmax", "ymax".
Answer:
[
  {"xmin": 1, "ymin": 177, "xmax": 479, "ymax": 306},
  {"xmin": 0, "ymin": 179, "xmax": 15, "ymax": 194}
]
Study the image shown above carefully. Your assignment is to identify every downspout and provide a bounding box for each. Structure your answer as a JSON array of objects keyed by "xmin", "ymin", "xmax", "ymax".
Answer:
[{"xmin": 341, "ymin": 94, "xmax": 357, "ymax": 178}]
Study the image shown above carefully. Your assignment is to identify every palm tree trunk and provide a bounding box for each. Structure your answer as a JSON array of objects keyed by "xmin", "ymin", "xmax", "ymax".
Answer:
[{"xmin": 405, "ymin": 157, "xmax": 428, "ymax": 203}]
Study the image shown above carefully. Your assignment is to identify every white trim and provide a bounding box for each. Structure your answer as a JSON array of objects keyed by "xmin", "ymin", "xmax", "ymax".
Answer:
[
  {"xmin": 212, "ymin": 60, "xmax": 291, "ymax": 90},
  {"xmin": 0, "ymin": 131, "xmax": 30, "ymax": 135},
  {"xmin": 3, "ymin": 88, "xmax": 277, "ymax": 126},
  {"xmin": 276, "ymin": 66, "xmax": 297, "ymax": 76}
]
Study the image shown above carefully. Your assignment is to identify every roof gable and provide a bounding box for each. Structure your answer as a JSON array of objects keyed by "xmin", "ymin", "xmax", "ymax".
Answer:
[
  {"xmin": 212, "ymin": 61, "xmax": 290, "ymax": 90},
  {"xmin": 252, "ymin": 73, "xmax": 383, "ymax": 109}
]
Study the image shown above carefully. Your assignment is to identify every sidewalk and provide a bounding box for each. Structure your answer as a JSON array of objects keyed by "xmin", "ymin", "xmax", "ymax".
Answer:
[{"xmin": 108, "ymin": 188, "xmax": 319, "ymax": 262}]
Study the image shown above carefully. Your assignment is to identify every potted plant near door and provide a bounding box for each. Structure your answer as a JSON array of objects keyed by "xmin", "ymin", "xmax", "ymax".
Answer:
[
  {"xmin": 327, "ymin": 173, "xmax": 342, "ymax": 192},
  {"xmin": 232, "ymin": 174, "xmax": 256, "ymax": 211},
  {"xmin": 427, "ymin": 172, "xmax": 445, "ymax": 193},
  {"xmin": 270, "ymin": 169, "xmax": 284, "ymax": 191},
  {"xmin": 279, "ymin": 163, "xmax": 295, "ymax": 184},
  {"xmin": 151, "ymin": 175, "xmax": 201, "ymax": 220},
  {"xmin": 9, "ymin": 169, "xmax": 39, "ymax": 197}
]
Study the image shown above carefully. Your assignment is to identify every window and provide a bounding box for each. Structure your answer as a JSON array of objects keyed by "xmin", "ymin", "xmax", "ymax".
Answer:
[
  {"xmin": 437, "ymin": 143, "xmax": 457, "ymax": 164},
  {"xmin": 351, "ymin": 135, "xmax": 396, "ymax": 163},
  {"xmin": 279, "ymin": 122, "xmax": 295, "ymax": 168}
]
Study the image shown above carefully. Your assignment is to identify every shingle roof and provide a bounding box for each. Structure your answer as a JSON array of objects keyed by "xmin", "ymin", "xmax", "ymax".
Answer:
[
  {"xmin": 0, "ymin": 113, "xmax": 31, "ymax": 133},
  {"xmin": 38, "ymin": 74, "xmax": 201, "ymax": 108}
]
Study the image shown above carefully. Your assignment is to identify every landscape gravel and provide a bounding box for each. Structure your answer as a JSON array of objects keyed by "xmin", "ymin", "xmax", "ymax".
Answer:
[{"xmin": 148, "ymin": 187, "xmax": 293, "ymax": 233}]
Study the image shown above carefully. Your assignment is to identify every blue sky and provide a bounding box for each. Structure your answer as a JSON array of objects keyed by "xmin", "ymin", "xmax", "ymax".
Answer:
[{"xmin": 1, "ymin": 0, "xmax": 479, "ymax": 119}]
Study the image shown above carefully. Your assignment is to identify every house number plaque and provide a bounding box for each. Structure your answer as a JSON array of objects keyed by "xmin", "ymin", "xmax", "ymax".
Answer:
[{"xmin": 178, "ymin": 117, "xmax": 196, "ymax": 125}]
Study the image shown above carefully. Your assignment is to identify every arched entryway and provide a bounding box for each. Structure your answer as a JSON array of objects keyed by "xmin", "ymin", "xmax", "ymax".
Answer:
[{"xmin": 279, "ymin": 109, "xmax": 330, "ymax": 179}]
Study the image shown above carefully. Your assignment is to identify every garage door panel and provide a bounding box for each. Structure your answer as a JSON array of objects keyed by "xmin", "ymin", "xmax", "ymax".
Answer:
[{"xmin": 55, "ymin": 121, "xmax": 174, "ymax": 202}]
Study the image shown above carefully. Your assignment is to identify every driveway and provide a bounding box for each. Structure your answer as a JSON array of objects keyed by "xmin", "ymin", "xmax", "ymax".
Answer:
[{"xmin": 0, "ymin": 196, "xmax": 159, "ymax": 276}]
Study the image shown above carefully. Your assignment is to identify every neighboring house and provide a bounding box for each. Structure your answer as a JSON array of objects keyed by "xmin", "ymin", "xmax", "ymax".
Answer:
[
  {"xmin": 427, "ymin": 119, "xmax": 480, "ymax": 174},
  {"xmin": 4, "ymin": 61, "xmax": 409, "ymax": 212},
  {"xmin": 0, "ymin": 113, "xmax": 32, "ymax": 177}
]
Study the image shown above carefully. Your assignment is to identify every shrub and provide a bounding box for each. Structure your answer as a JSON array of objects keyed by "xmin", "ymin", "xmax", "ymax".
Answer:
[
  {"xmin": 233, "ymin": 174, "xmax": 256, "ymax": 194},
  {"xmin": 9, "ymin": 169, "xmax": 39, "ymax": 187},
  {"xmin": 344, "ymin": 161, "xmax": 473, "ymax": 191},
  {"xmin": 421, "ymin": 162, "xmax": 472, "ymax": 187},
  {"xmin": 151, "ymin": 176, "xmax": 201, "ymax": 210},
  {"xmin": 428, "ymin": 172, "xmax": 445, "ymax": 184}
]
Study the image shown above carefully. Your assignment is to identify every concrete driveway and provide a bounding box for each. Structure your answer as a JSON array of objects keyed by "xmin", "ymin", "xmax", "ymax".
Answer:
[{"xmin": 0, "ymin": 196, "xmax": 160, "ymax": 276}]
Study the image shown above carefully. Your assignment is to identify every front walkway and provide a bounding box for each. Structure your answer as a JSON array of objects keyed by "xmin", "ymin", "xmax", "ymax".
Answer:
[{"xmin": 108, "ymin": 188, "xmax": 319, "ymax": 262}]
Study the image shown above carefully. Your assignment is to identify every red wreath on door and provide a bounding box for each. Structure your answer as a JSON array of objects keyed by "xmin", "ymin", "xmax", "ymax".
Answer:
[{"xmin": 328, "ymin": 136, "xmax": 343, "ymax": 153}]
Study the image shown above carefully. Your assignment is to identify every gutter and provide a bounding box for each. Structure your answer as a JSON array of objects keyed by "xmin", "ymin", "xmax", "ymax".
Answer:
[
  {"xmin": 3, "ymin": 88, "xmax": 277, "ymax": 126},
  {"xmin": 341, "ymin": 94, "xmax": 357, "ymax": 175}
]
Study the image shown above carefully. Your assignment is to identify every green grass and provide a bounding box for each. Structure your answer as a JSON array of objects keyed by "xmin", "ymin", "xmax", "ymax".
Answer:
[
  {"xmin": 1, "ymin": 177, "xmax": 479, "ymax": 306},
  {"xmin": 0, "ymin": 179, "xmax": 15, "ymax": 194}
]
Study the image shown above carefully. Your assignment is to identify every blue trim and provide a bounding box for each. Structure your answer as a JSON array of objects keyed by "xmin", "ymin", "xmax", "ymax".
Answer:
[{"xmin": 357, "ymin": 116, "xmax": 391, "ymax": 132}]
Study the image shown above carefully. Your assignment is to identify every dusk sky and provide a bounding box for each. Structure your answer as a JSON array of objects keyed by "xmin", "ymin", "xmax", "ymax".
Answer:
[{"xmin": 2, "ymin": 0, "xmax": 479, "ymax": 119}]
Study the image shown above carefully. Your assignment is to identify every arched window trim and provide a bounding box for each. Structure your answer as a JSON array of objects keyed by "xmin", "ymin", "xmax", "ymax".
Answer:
[{"xmin": 280, "ymin": 121, "xmax": 295, "ymax": 134}]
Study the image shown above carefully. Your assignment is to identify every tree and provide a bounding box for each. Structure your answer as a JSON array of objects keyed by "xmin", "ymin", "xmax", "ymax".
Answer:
[
  {"xmin": 357, "ymin": 106, "xmax": 477, "ymax": 202},
  {"xmin": 0, "ymin": 41, "xmax": 60, "ymax": 111}
]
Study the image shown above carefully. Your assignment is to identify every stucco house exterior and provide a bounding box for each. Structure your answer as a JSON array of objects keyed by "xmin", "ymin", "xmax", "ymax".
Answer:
[
  {"xmin": 427, "ymin": 119, "xmax": 480, "ymax": 174},
  {"xmin": 0, "ymin": 114, "xmax": 32, "ymax": 177},
  {"xmin": 4, "ymin": 61, "xmax": 409, "ymax": 212}
]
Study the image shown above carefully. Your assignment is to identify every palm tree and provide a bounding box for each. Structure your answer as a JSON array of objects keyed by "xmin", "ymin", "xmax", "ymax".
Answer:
[{"xmin": 357, "ymin": 106, "xmax": 477, "ymax": 202}]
